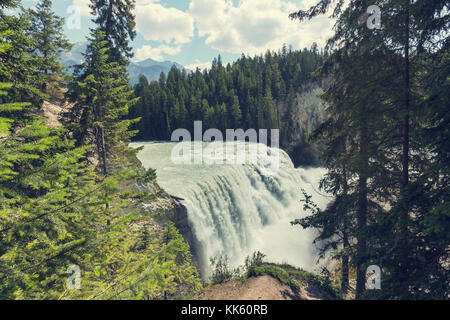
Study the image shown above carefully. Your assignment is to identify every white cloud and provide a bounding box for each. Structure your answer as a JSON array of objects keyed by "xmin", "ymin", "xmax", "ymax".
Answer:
[
  {"xmin": 188, "ymin": 0, "xmax": 334, "ymax": 55},
  {"xmin": 70, "ymin": 0, "xmax": 194, "ymax": 45},
  {"xmin": 135, "ymin": 1, "xmax": 194, "ymax": 45},
  {"xmin": 185, "ymin": 60, "xmax": 212, "ymax": 71},
  {"xmin": 68, "ymin": 0, "xmax": 337, "ymax": 63},
  {"xmin": 136, "ymin": 44, "xmax": 182, "ymax": 61}
]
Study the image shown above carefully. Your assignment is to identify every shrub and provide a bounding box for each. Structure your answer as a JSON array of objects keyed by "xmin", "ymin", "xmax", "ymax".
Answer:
[
  {"xmin": 245, "ymin": 251, "xmax": 266, "ymax": 271},
  {"xmin": 209, "ymin": 255, "xmax": 240, "ymax": 285}
]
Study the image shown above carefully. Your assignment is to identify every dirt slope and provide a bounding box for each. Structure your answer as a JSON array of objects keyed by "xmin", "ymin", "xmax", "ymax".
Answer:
[{"xmin": 197, "ymin": 274, "xmax": 324, "ymax": 300}]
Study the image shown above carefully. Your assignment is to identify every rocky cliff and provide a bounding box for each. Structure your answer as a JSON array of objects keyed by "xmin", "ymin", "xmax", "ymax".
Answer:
[
  {"xmin": 279, "ymin": 82, "xmax": 328, "ymax": 167},
  {"xmin": 134, "ymin": 171, "xmax": 202, "ymax": 270}
]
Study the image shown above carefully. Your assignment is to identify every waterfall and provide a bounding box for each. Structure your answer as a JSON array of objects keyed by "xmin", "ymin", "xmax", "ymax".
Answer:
[{"xmin": 131, "ymin": 141, "xmax": 330, "ymax": 276}]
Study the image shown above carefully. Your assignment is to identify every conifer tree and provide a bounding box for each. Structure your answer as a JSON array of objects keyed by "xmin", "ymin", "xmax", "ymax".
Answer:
[
  {"xmin": 66, "ymin": 28, "xmax": 139, "ymax": 175},
  {"xmin": 0, "ymin": 3, "xmax": 127, "ymax": 298},
  {"xmin": 89, "ymin": 0, "xmax": 136, "ymax": 65},
  {"xmin": 27, "ymin": 0, "xmax": 72, "ymax": 94},
  {"xmin": 290, "ymin": 0, "xmax": 449, "ymax": 299},
  {"xmin": 129, "ymin": 49, "xmax": 323, "ymax": 146},
  {"xmin": 1, "ymin": 0, "xmax": 202, "ymax": 300},
  {"xmin": 0, "ymin": 7, "xmax": 47, "ymax": 105}
]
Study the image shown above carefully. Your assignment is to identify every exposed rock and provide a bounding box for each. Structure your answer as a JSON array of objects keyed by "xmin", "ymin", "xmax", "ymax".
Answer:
[
  {"xmin": 38, "ymin": 94, "xmax": 73, "ymax": 129},
  {"xmin": 133, "ymin": 164, "xmax": 201, "ymax": 270},
  {"xmin": 279, "ymin": 82, "xmax": 328, "ymax": 167}
]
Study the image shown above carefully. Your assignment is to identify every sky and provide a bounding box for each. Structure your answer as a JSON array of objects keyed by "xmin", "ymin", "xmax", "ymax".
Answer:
[{"xmin": 21, "ymin": 0, "xmax": 334, "ymax": 69}]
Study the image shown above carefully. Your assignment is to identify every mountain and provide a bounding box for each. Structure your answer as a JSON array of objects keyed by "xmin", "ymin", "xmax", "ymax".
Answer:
[
  {"xmin": 60, "ymin": 41, "xmax": 86, "ymax": 68},
  {"xmin": 128, "ymin": 59, "xmax": 184, "ymax": 85},
  {"xmin": 60, "ymin": 42, "xmax": 184, "ymax": 85}
]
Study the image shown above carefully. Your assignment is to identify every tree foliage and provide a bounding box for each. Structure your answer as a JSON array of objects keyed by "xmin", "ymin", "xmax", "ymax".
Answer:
[
  {"xmin": 128, "ymin": 49, "xmax": 324, "ymax": 152},
  {"xmin": 26, "ymin": 0, "xmax": 72, "ymax": 94},
  {"xmin": 0, "ymin": 0, "xmax": 201, "ymax": 300},
  {"xmin": 290, "ymin": 0, "xmax": 449, "ymax": 299}
]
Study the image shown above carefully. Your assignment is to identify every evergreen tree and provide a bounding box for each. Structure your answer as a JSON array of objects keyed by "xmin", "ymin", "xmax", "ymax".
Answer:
[
  {"xmin": 0, "ymin": 6, "xmax": 47, "ymax": 105},
  {"xmin": 89, "ymin": 0, "xmax": 136, "ymax": 65},
  {"xmin": 290, "ymin": 0, "xmax": 449, "ymax": 299},
  {"xmin": 66, "ymin": 28, "xmax": 139, "ymax": 175},
  {"xmin": 129, "ymin": 49, "xmax": 323, "ymax": 145},
  {"xmin": 0, "ymin": 3, "xmax": 131, "ymax": 298},
  {"xmin": 27, "ymin": 0, "xmax": 72, "ymax": 94},
  {"xmin": 1, "ymin": 0, "xmax": 202, "ymax": 300}
]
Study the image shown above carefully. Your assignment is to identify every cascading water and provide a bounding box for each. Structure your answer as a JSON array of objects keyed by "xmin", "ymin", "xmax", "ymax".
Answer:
[{"xmin": 131, "ymin": 141, "xmax": 330, "ymax": 277}]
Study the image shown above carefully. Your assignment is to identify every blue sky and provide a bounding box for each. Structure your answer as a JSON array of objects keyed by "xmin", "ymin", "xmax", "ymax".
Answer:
[{"xmin": 22, "ymin": 0, "xmax": 333, "ymax": 69}]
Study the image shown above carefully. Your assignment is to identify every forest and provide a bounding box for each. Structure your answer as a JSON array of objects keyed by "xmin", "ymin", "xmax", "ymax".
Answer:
[
  {"xmin": 128, "ymin": 47, "xmax": 324, "ymax": 146},
  {"xmin": 0, "ymin": 0, "xmax": 201, "ymax": 300},
  {"xmin": 0, "ymin": 0, "xmax": 449, "ymax": 301},
  {"xmin": 288, "ymin": 0, "xmax": 449, "ymax": 299}
]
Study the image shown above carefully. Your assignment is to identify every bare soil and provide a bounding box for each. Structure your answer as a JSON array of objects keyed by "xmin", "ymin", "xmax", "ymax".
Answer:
[{"xmin": 197, "ymin": 274, "xmax": 324, "ymax": 300}]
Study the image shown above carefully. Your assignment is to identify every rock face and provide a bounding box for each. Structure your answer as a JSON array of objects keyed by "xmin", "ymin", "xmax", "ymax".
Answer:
[
  {"xmin": 38, "ymin": 98, "xmax": 73, "ymax": 129},
  {"xmin": 161, "ymin": 198, "xmax": 201, "ymax": 263},
  {"xmin": 291, "ymin": 85, "xmax": 328, "ymax": 139},
  {"xmin": 134, "ymin": 167, "xmax": 201, "ymax": 269},
  {"xmin": 151, "ymin": 194, "xmax": 202, "ymax": 270},
  {"xmin": 279, "ymin": 82, "xmax": 328, "ymax": 167}
]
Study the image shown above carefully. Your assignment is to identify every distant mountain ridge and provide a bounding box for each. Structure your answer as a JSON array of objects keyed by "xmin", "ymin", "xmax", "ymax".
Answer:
[
  {"xmin": 60, "ymin": 42, "xmax": 184, "ymax": 85},
  {"xmin": 127, "ymin": 59, "xmax": 184, "ymax": 85}
]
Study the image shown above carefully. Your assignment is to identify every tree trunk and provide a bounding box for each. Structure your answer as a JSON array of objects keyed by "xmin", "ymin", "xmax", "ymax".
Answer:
[
  {"xmin": 356, "ymin": 124, "xmax": 368, "ymax": 299},
  {"xmin": 42, "ymin": 27, "xmax": 49, "ymax": 94},
  {"xmin": 92, "ymin": 101, "xmax": 109, "ymax": 222},
  {"xmin": 398, "ymin": 0, "xmax": 411, "ymax": 297},
  {"xmin": 341, "ymin": 165, "xmax": 350, "ymax": 294},
  {"xmin": 342, "ymin": 230, "xmax": 350, "ymax": 294},
  {"xmin": 100, "ymin": 127, "xmax": 108, "ymax": 176}
]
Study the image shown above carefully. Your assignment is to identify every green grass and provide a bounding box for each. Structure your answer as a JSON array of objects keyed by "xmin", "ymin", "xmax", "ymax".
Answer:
[
  {"xmin": 273, "ymin": 263, "xmax": 342, "ymax": 300},
  {"xmin": 244, "ymin": 262, "xmax": 342, "ymax": 300},
  {"xmin": 245, "ymin": 264, "xmax": 301, "ymax": 290}
]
